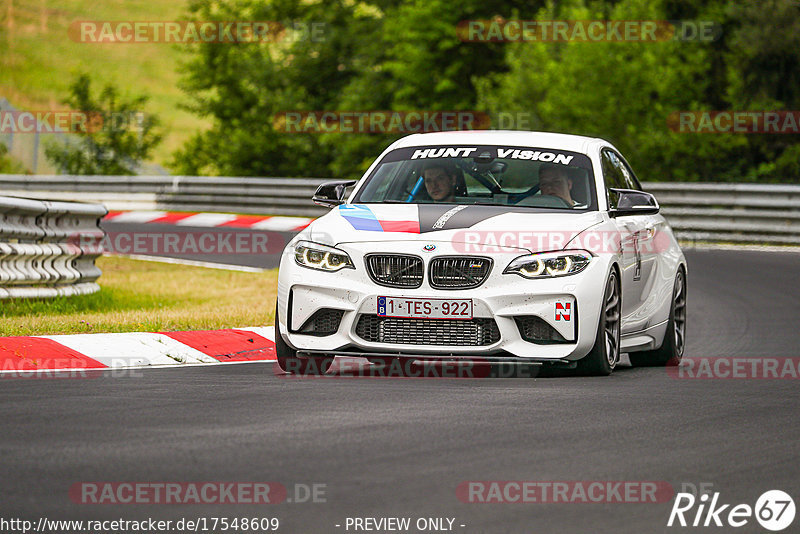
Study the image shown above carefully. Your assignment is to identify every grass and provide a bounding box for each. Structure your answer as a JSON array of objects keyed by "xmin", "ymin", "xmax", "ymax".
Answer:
[
  {"xmin": 0, "ymin": 0, "xmax": 207, "ymax": 167},
  {"xmin": 0, "ymin": 256, "xmax": 278, "ymax": 336},
  {"xmin": 0, "ymin": 144, "xmax": 28, "ymax": 173}
]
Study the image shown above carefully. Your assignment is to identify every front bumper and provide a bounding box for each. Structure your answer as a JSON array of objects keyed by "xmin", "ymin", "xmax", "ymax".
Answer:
[{"xmin": 277, "ymin": 241, "xmax": 612, "ymax": 361}]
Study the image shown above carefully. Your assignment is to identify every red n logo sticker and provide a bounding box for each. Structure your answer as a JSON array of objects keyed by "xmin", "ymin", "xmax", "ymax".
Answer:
[{"xmin": 555, "ymin": 302, "xmax": 571, "ymax": 321}]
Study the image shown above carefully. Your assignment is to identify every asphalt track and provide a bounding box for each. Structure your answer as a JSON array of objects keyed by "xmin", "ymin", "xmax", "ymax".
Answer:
[{"xmin": 2, "ymin": 246, "xmax": 799, "ymax": 533}]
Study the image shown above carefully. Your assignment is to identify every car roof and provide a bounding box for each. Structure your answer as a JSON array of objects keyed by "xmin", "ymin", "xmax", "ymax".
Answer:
[{"xmin": 388, "ymin": 130, "xmax": 605, "ymax": 154}]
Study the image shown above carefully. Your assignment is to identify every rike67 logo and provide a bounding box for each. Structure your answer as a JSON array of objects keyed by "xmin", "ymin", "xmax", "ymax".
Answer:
[{"xmin": 668, "ymin": 490, "xmax": 795, "ymax": 531}]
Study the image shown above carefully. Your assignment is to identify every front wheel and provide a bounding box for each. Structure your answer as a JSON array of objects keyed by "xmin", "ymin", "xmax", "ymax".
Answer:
[
  {"xmin": 629, "ymin": 268, "xmax": 686, "ymax": 367},
  {"xmin": 274, "ymin": 304, "xmax": 333, "ymax": 375},
  {"xmin": 576, "ymin": 270, "xmax": 621, "ymax": 376}
]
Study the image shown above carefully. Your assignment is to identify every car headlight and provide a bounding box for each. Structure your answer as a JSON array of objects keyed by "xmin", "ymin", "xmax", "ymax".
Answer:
[
  {"xmin": 504, "ymin": 250, "xmax": 592, "ymax": 278},
  {"xmin": 294, "ymin": 240, "xmax": 355, "ymax": 272}
]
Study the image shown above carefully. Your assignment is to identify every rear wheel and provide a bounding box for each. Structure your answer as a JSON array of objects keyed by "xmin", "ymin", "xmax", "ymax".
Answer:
[
  {"xmin": 274, "ymin": 304, "xmax": 333, "ymax": 375},
  {"xmin": 629, "ymin": 268, "xmax": 686, "ymax": 367},
  {"xmin": 576, "ymin": 270, "xmax": 621, "ymax": 376}
]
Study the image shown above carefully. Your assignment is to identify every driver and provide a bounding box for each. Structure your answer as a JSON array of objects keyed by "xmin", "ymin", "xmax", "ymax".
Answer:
[
  {"xmin": 538, "ymin": 163, "xmax": 579, "ymax": 207},
  {"xmin": 422, "ymin": 162, "xmax": 458, "ymax": 202}
]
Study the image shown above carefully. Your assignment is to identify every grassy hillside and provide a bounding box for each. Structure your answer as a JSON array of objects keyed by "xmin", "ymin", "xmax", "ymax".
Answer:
[{"xmin": 0, "ymin": 0, "xmax": 207, "ymax": 168}]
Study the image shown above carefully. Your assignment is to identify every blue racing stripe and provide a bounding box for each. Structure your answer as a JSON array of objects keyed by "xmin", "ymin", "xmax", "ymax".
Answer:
[{"xmin": 338, "ymin": 204, "xmax": 384, "ymax": 231}]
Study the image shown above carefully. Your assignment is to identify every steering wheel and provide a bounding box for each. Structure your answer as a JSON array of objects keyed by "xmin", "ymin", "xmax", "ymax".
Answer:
[{"xmin": 508, "ymin": 184, "xmax": 540, "ymax": 204}]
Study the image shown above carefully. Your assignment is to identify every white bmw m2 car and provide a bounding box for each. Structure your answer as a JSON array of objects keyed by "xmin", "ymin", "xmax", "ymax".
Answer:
[{"xmin": 275, "ymin": 131, "xmax": 687, "ymax": 376}]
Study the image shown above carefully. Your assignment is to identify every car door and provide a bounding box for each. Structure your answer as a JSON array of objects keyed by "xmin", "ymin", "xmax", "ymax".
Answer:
[
  {"xmin": 613, "ymin": 151, "xmax": 660, "ymax": 303},
  {"xmin": 601, "ymin": 148, "xmax": 647, "ymax": 332}
]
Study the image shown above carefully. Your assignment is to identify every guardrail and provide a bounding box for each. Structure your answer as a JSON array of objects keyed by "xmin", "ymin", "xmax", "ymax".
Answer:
[
  {"xmin": 1, "ymin": 175, "xmax": 798, "ymax": 245},
  {"xmin": 0, "ymin": 196, "xmax": 106, "ymax": 299},
  {"xmin": 644, "ymin": 182, "xmax": 800, "ymax": 245},
  {"xmin": 0, "ymin": 175, "xmax": 330, "ymax": 218}
]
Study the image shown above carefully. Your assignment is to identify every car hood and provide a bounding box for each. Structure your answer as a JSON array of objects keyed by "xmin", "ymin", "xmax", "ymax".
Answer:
[{"xmin": 301, "ymin": 204, "xmax": 604, "ymax": 254}]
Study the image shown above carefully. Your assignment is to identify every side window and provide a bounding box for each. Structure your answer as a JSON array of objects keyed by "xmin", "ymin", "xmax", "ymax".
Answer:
[
  {"xmin": 614, "ymin": 152, "xmax": 643, "ymax": 191},
  {"xmin": 601, "ymin": 149, "xmax": 627, "ymax": 208}
]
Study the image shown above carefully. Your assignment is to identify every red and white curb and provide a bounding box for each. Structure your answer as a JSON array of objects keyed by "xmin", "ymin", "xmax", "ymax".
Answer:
[
  {"xmin": 0, "ymin": 327, "xmax": 276, "ymax": 374},
  {"xmin": 104, "ymin": 211, "xmax": 313, "ymax": 232}
]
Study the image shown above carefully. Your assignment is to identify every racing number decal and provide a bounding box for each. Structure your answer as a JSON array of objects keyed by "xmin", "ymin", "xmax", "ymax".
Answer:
[{"xmin": 555, "ymin": 302, "xmax": 571, "ymax": 321}]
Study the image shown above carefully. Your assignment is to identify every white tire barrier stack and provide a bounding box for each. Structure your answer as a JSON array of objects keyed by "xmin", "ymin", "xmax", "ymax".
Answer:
[{"xmin": 0, "ymin": 196, "xmax": 106, "ymax": 299}]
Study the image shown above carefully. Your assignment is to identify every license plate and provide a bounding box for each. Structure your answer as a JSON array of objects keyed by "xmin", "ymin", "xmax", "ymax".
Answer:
[{"xmin": 377, "ymin": 296, "xmax": 473, "ymax": 320}]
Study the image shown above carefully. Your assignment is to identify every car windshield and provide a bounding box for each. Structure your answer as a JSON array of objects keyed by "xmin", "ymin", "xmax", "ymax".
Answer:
[{"xmin": 353, "ymin": 145, "xmax": 597, "ymax": 210}]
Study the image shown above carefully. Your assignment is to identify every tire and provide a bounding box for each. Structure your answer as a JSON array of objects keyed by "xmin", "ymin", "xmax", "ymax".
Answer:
[
  {"xmin": 629, "ymin": 268, "xmax": 686, "ymax": 367},
  {"xmin": 274, "ymin": 303, "xmax": 333, "ymax": 375},
  {"xmin": 576, "ymin": 269, "xmax": 621, "ymax": 376}
]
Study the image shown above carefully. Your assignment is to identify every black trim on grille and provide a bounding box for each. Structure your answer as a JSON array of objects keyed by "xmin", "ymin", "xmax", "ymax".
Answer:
[
  {"xmin": 292, "ymin": 309, "xmax": 345, "ymax": 337},
  {"xmin": 514, "ymin": 315, "xmax": 574, "ymax": 344},
  {"xmin": 365, "ymin": 254, "xmax": 424, "ymax": 288},
  {"xmin": 429, "ymin": 256, "xmax": 493, "ymax": 289},
  {"xmin": 355, "ymin": 315, "xmax": 500, "ymax": 346}
]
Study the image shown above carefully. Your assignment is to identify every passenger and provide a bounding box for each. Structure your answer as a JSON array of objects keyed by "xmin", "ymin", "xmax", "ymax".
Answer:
[{"xmin": 538, "ymin": 163, "xmax": 580, "ymax": 207}]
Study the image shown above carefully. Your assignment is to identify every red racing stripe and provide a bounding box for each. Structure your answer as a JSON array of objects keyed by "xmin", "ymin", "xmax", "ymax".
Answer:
[
  {"xmin": 161, "ymin": 329, "xmax": 276, "ymax": 362},
  {"xmin": 218, "ymin": 215, "xmax": 271, "ymax": 228},
  {"xmin": 0, "ymin": 337, "xmax": 107, "ymax": 371},
  {"xmin": 380, "ymin": 220, "xmax": 421, "ymax": 233},
  {"xmin": 149, "ymin": 212, "xmax": 197, "ymax": 224}
]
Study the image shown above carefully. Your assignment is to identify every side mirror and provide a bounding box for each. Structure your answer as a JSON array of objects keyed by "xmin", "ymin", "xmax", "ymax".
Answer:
[
  {"xmin": 608, "ymin": 188, "xmax": 660, "ymax": 217},
  {"xmin": 312, "ymin": 180, "xmax": 356, "ymax": 208}
]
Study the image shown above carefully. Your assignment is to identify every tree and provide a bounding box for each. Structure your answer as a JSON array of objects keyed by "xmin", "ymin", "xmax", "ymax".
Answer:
[
  {"xmin": 172, "ymin": 0, "xmax": 799, "ymax": 182},
  {"xmin": 45, "ymin": 74, "xmax": 161, "ymax": 175},
  {"xmin": 724, "ymin": 0, "xmax": 800, "ymax": 180},
  {"xmin": 172, "ymin": 0, "xmax": 534, "ymax": 179},
  {"xmin": 476, "ymin": 0, "xmax": 800, "ymax": 182},
  {"xmin": 170, "ymin": 0, "xmax": 377, "ymax": 177}
]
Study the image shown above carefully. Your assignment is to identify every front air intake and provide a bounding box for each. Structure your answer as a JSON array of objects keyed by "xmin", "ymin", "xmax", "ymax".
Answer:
[
  {"xmin": 429, "ymin": 256, "xmax": 492, "ymax": 289},
  {"xmin": 293, "ymin": 309, "xmax": 345, "ymax": 337},
  {"xmin": 515, "ymin": 316, "xmax": 571, "ymax": 344},
  {"xmin": 365, "ymin": 254, "xmax": 424, "ymax": 288},
  {"xmin": 355, "ymin": 315, "xmax": 500, "ymax": 346}
]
